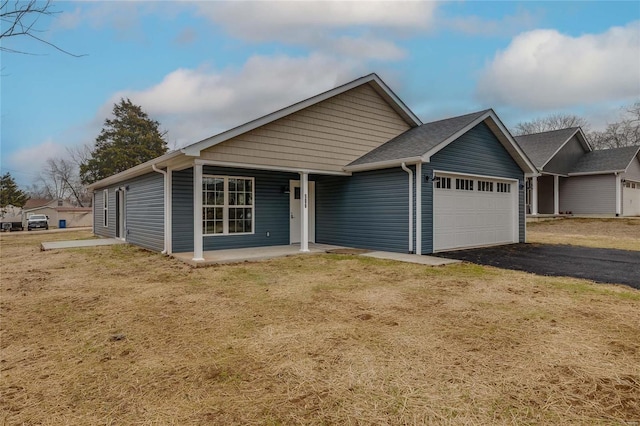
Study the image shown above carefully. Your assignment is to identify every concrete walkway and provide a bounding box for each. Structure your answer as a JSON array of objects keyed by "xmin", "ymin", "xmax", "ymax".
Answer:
[
  {"xmin": 362, "ymin": 251, "xmax": 460, "ymax": 265},
  {"xmin": 41, "ymin": 238, "xmax": 127, "ymax": 251}
]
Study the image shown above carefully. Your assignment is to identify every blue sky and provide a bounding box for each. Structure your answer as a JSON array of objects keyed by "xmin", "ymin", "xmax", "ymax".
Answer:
[{"xmin": 2, "ymin": 1, "xmax": 639, "ymax": 187}]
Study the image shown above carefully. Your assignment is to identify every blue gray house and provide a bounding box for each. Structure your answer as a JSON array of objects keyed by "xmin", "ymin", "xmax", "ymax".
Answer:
[
  {"xmin": 87, "ymin": 74, "xmax": 536, "ymax": 260},
  {"xmin": 515, "ymin": 128, "xmax": 640, "ymax": 217}
]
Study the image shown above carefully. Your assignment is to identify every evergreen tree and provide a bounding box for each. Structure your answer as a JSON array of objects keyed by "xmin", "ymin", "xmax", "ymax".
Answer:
[
  {"xmin": 0, "ymin": 172, "xmax": 29, "ymax": 214},
  {"xmin": 80, "ymin": 98, "xmax": 168, "ymax": 184}
]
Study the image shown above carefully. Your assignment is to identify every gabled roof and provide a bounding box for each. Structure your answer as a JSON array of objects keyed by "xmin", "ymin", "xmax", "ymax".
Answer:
[
  {"xmin": 23, "ymin": 198, "xmax": 53, "ymax": 209},
  {"xmin": 346, "ymin": 109, "xmax": 537, "ymax": 174},
  {"xmin": 514, "ymin": 127, "xmax": 591, "ymax": 169},
  {"xmin": 569, "ymin": 145, "xmax": 640, "ymax": 175},
  {"xmin": 181, "ymin": 73, "xmax": 422, "ymax": 156},
  {"xmin": 348, "ymin": 110, "xmax": 490, "ymax": 167},
  {"xmin": 88, "ymin": 73, "xmax": 423, "ymax": 190}
]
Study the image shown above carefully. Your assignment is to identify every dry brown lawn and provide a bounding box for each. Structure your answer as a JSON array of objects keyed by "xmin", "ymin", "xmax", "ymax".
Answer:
[
  {"xmin": 528, "ymin": 218, "xmax": 640, "ymax": 251},
  {"xmin": 1, "ymin": 229, "xmax": 639, "ymax": 425}
]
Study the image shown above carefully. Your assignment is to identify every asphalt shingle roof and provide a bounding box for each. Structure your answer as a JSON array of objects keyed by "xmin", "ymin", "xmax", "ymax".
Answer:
[
  {"xmin": 514, "ymin": 127, "xmax": 580, "ymax": 168},
  {"xmin": 569, "ymin": 145, "xmax": 640, "ymax": 174},
  {"xmin": 349, "ymin": 109, "xmax": 491, "ymax": 166}
]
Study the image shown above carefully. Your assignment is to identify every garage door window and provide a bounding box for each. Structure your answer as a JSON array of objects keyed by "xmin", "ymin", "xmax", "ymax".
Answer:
[
  {"xmin": 435, "ymin": 177, "xmax": 452, "ymax": 189},
  {"xmin": 478, "ymin": 181, "xmax": 494, "ymax": 192},
  {"xmin": 456, "ymin": 178, "xmax": 474, "ymax": 191},
  {"xmin": 497, "ymin": 182, "xmax": 511, "ymax": 193}
]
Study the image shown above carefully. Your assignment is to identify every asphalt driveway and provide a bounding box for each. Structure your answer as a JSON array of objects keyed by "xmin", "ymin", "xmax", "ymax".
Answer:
[{"xmin": 435, "ymin": 244, "xmax": 640, "ymax": 289}]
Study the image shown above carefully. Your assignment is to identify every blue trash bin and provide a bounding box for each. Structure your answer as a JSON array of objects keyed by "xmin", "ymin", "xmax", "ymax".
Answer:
[{"xmin": 59, "ymin": 219, "xmax": 66, "ymax": 229}]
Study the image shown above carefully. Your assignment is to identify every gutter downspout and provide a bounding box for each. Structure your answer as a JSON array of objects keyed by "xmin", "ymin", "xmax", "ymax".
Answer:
[
  {"xmin": 152, "ymin": 164, "xmax": 168, "ymax": 254},
  {"xmin": 615, "ymin": 172, "xmax": 621, "ymax": 217},
  {"xmin": 401, "ymin": 163, "xmax": 414, "ymax": 254}
]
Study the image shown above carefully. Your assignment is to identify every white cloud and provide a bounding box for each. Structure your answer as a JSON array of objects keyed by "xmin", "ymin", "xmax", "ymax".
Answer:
[
  {"xmin": 477, "ymin": 22, "xmax": 640, "ymax": 110},
  {"xmin": 195, "ymin": 1, "xmax": 437, "ymax": 38},
  {"xmin": 105, "ymin": 54, "xmax": 364, "ymax": 147},
  {"xmin": 6, "ymin": 139, "xmax": 68, "ymax": 185},
  {"xmin": 193, "ymin": 1, "xmax": 437, "ymax": 61}
]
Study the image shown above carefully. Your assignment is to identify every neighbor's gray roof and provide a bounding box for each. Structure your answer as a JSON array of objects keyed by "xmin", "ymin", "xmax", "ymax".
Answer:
[
  {"xmin": 569, "ymin": 145, "xmax": 640, "ymax": 174},
  {"xmin": 514, "ymin": 127, "xmax": 581, "ymax": 168},
  {"xmin": 349, "ymin": 109, "xmax": 491, "ymax": 166}
]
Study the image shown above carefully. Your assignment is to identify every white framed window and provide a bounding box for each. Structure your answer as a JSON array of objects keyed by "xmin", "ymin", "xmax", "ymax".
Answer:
[
  {"xmin": 455, "ymin": 178, "xmax": 474, "ymax": 191},
  {"xmin": 103, "ymin": 189, "xmax": 108, "ymax": 227},
  {"xmin": 497, "ymin": 182, "xmax": 511, "ymax": 193},
  {"xmin": 434, "ymin": 177, "xmax": 452, "ymax": 189},
  {"xmin": 203, "ymin": 176, "xmax": 254, "ymax": 236},
  {"xmin": 478, "ymin": 181, "xmax": 494, "ymax": 192}
]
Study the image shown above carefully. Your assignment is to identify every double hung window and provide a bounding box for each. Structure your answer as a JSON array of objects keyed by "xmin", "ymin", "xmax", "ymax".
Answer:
[{"xmin": 203, "ymin": 176, "xmax": 254, "ymax": 235}]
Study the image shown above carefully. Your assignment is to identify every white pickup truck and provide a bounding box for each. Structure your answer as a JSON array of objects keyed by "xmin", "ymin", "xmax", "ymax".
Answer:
[{"xmin": 27, "ymin": 214, "xmax": 49, "ymax": 231}]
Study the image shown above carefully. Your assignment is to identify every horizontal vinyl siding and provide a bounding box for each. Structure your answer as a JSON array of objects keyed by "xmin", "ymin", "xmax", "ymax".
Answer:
[
  {"xmin": 200, "ymin": 84, "xmax": 411, "ymax": 172},
  {"xmin": 172, "ymin": 168, "xmax": 194, "ymax": 253},
  {"xmin": 560, "ymin": 175, "xmax": 616, "ymax": 215},
  {"xmin": 125, "ymin": 173, "xmax": 164, "ymax": 252},
  {"xmin": 94, "ymin": 188, "xmax": 115, "ymax": 239},
  {"xmin": 423, "ymin": 122, "xmax": 525, "ymax": 253},
  {"xmin": 171, "ymin": 167, "xmax": 296, "ymax": 253},
  {"xmin": 623, "ymin": 156, "xmax": 640, "ymax": 181},
  {"xmin": 316, "ymin": 167, "xmax": 411, "ymax": 253},
  {"xmin": 544, "ymin": 135, "xmax": 584, "ymax": 175}
]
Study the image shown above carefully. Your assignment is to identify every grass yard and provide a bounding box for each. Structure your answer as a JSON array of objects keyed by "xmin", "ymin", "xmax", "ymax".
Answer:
[
  {"xmin": 1, "ymin": 225, "xmax": 639, "ymax": 425},
  {"xmin": 528, "ymin": 217, "xmax": 640, "ymax": 251}
]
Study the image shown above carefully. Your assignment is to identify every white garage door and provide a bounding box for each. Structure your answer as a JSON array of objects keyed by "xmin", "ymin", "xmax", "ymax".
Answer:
[
  {"xmin": 433, "ymin": 173, "xmax": 519, "ymax": 252},
  {"xmin": 623, "ymin": 181, "xmax": 640, "ymax": 216}
]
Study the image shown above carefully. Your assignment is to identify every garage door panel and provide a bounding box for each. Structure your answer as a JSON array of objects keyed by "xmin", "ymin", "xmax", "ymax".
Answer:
[
  {"xmin": 434, "ymin": 174, "xmax": 517, "ymax": 252},
  {"xmin": 623, "ymin": 183, "xmax": 640, "ymax": 216}
]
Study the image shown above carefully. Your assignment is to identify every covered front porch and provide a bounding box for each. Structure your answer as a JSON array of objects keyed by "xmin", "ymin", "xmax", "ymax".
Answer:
[
  {"xmin": 171, "ymin": 242, "xmax": 460, "ymax": 267},
  {"xmin": 526, "ymin": 173, "xmax": 564, "ymax": 215}
]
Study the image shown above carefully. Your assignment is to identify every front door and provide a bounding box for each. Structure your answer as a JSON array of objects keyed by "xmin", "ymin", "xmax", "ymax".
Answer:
[
  {"xmin": 289, "ymin": 180, "xmax": 315, "ymax": 244},
  {"xmin": 115, "ymin": 190, "xmax": 125, "ymax": 240}
]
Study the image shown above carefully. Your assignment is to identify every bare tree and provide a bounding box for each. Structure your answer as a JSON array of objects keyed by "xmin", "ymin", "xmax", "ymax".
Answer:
[
  {"xmin": 588, "ymin": 101, "xmax": 640, "ymax": 150},
  {"xmin": 1, "ymin": 0, "xmax": 85, "ymax": 56},
  {"xmin": 66, "ymin": 144, "xmax": 92, "ymax": 169},
  {"xmin": 37, "ymin": 157, "xmax": 88, "ymax": 206},
  {"xmin": 513, "ymin": 113, "xmax": 590, "ymax": 136}
]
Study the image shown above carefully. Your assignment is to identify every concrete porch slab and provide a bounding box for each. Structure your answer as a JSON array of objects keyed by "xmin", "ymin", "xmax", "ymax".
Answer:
[
  {"xmin": 171, "ymin": 243, "xmax": 347, "ymax": 266},
  {"xmin": 172, "ymin": 243, "xmax": 461, "ymax": 267},
  {"xmin": 41, "ymin": 238, "xmax": 127, "ymax": 251}
]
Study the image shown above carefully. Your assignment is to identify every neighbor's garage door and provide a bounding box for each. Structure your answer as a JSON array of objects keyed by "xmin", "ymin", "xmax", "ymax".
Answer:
[
  {"xmin": 433, "ymin": 173, "xmax": 518, "ymax": 252},
  {"xmin": 623, "ymin": 181, "xmax": 640, "ymax": 216}
]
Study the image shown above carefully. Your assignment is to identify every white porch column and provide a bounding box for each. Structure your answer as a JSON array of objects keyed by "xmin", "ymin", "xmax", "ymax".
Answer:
[
  {"xmin": 615, "ymin": 173, "xmax": 621, "ymax": 217},
  {"xmin": 531, "ymin": 176, "xmax": 539, "ymax": 215},
  {"xmin": 553, "ymin": 175, "xmax": 560, "ymax": 215},
  {"xmin": 166, "ymin": 166, "xmax": 173, "ymax": 255},
  {"xmin": 300, "ymin": 172, "xmax": 310, "ymax": 252},
  {"xmin": 193, "ymin": 163, "xmax": 204, "ymax": 261},
  {"xmin": 415, "ymin": 162, "xmax": 422, "ymax": 255}
]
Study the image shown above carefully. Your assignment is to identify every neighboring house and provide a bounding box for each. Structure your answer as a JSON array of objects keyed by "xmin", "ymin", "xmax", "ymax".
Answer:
[
  {"xmin": 86, "ymin": 73, "xmax": 536, "ymax": 260},
  {"xmin": 515, "ymin": 128, "xmax": 640, "ymax": 217},
  {"xmin": 22, "ymin": 198, "xmax": 93, "ymax": 228}
]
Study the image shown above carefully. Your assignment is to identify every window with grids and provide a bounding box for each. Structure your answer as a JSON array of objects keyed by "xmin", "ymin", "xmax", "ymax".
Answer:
[
  {"xmin": 434, "ymin": 177, "xmax": 452, "ymax": 189},
  {"xmin": 455, "ymin": 178, "xmax": 474, "ymax": 191},
  {"xmin": 203, "ymin": 176, "xmax": 254, "ymax": 235},
  {"xmin": 103, "ymin": 189, "xmax": 108, "ymax": 227},
  {"xmin": 496, "ymin": 182, "xmax": 511, "ymax": 193},
  {"xmin": 478, "ymin": 180, "xmax": 494, "ymax": 192}
]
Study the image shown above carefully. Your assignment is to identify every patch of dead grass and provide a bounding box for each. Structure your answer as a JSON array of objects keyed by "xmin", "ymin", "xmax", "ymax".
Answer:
[
  {"xmin": 528, "ymin": 218, "xmax": 640, "ymax": 250},
  {"xmin": 1, "ymin": 231, "xmax": 639, "ymax": 424}
]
